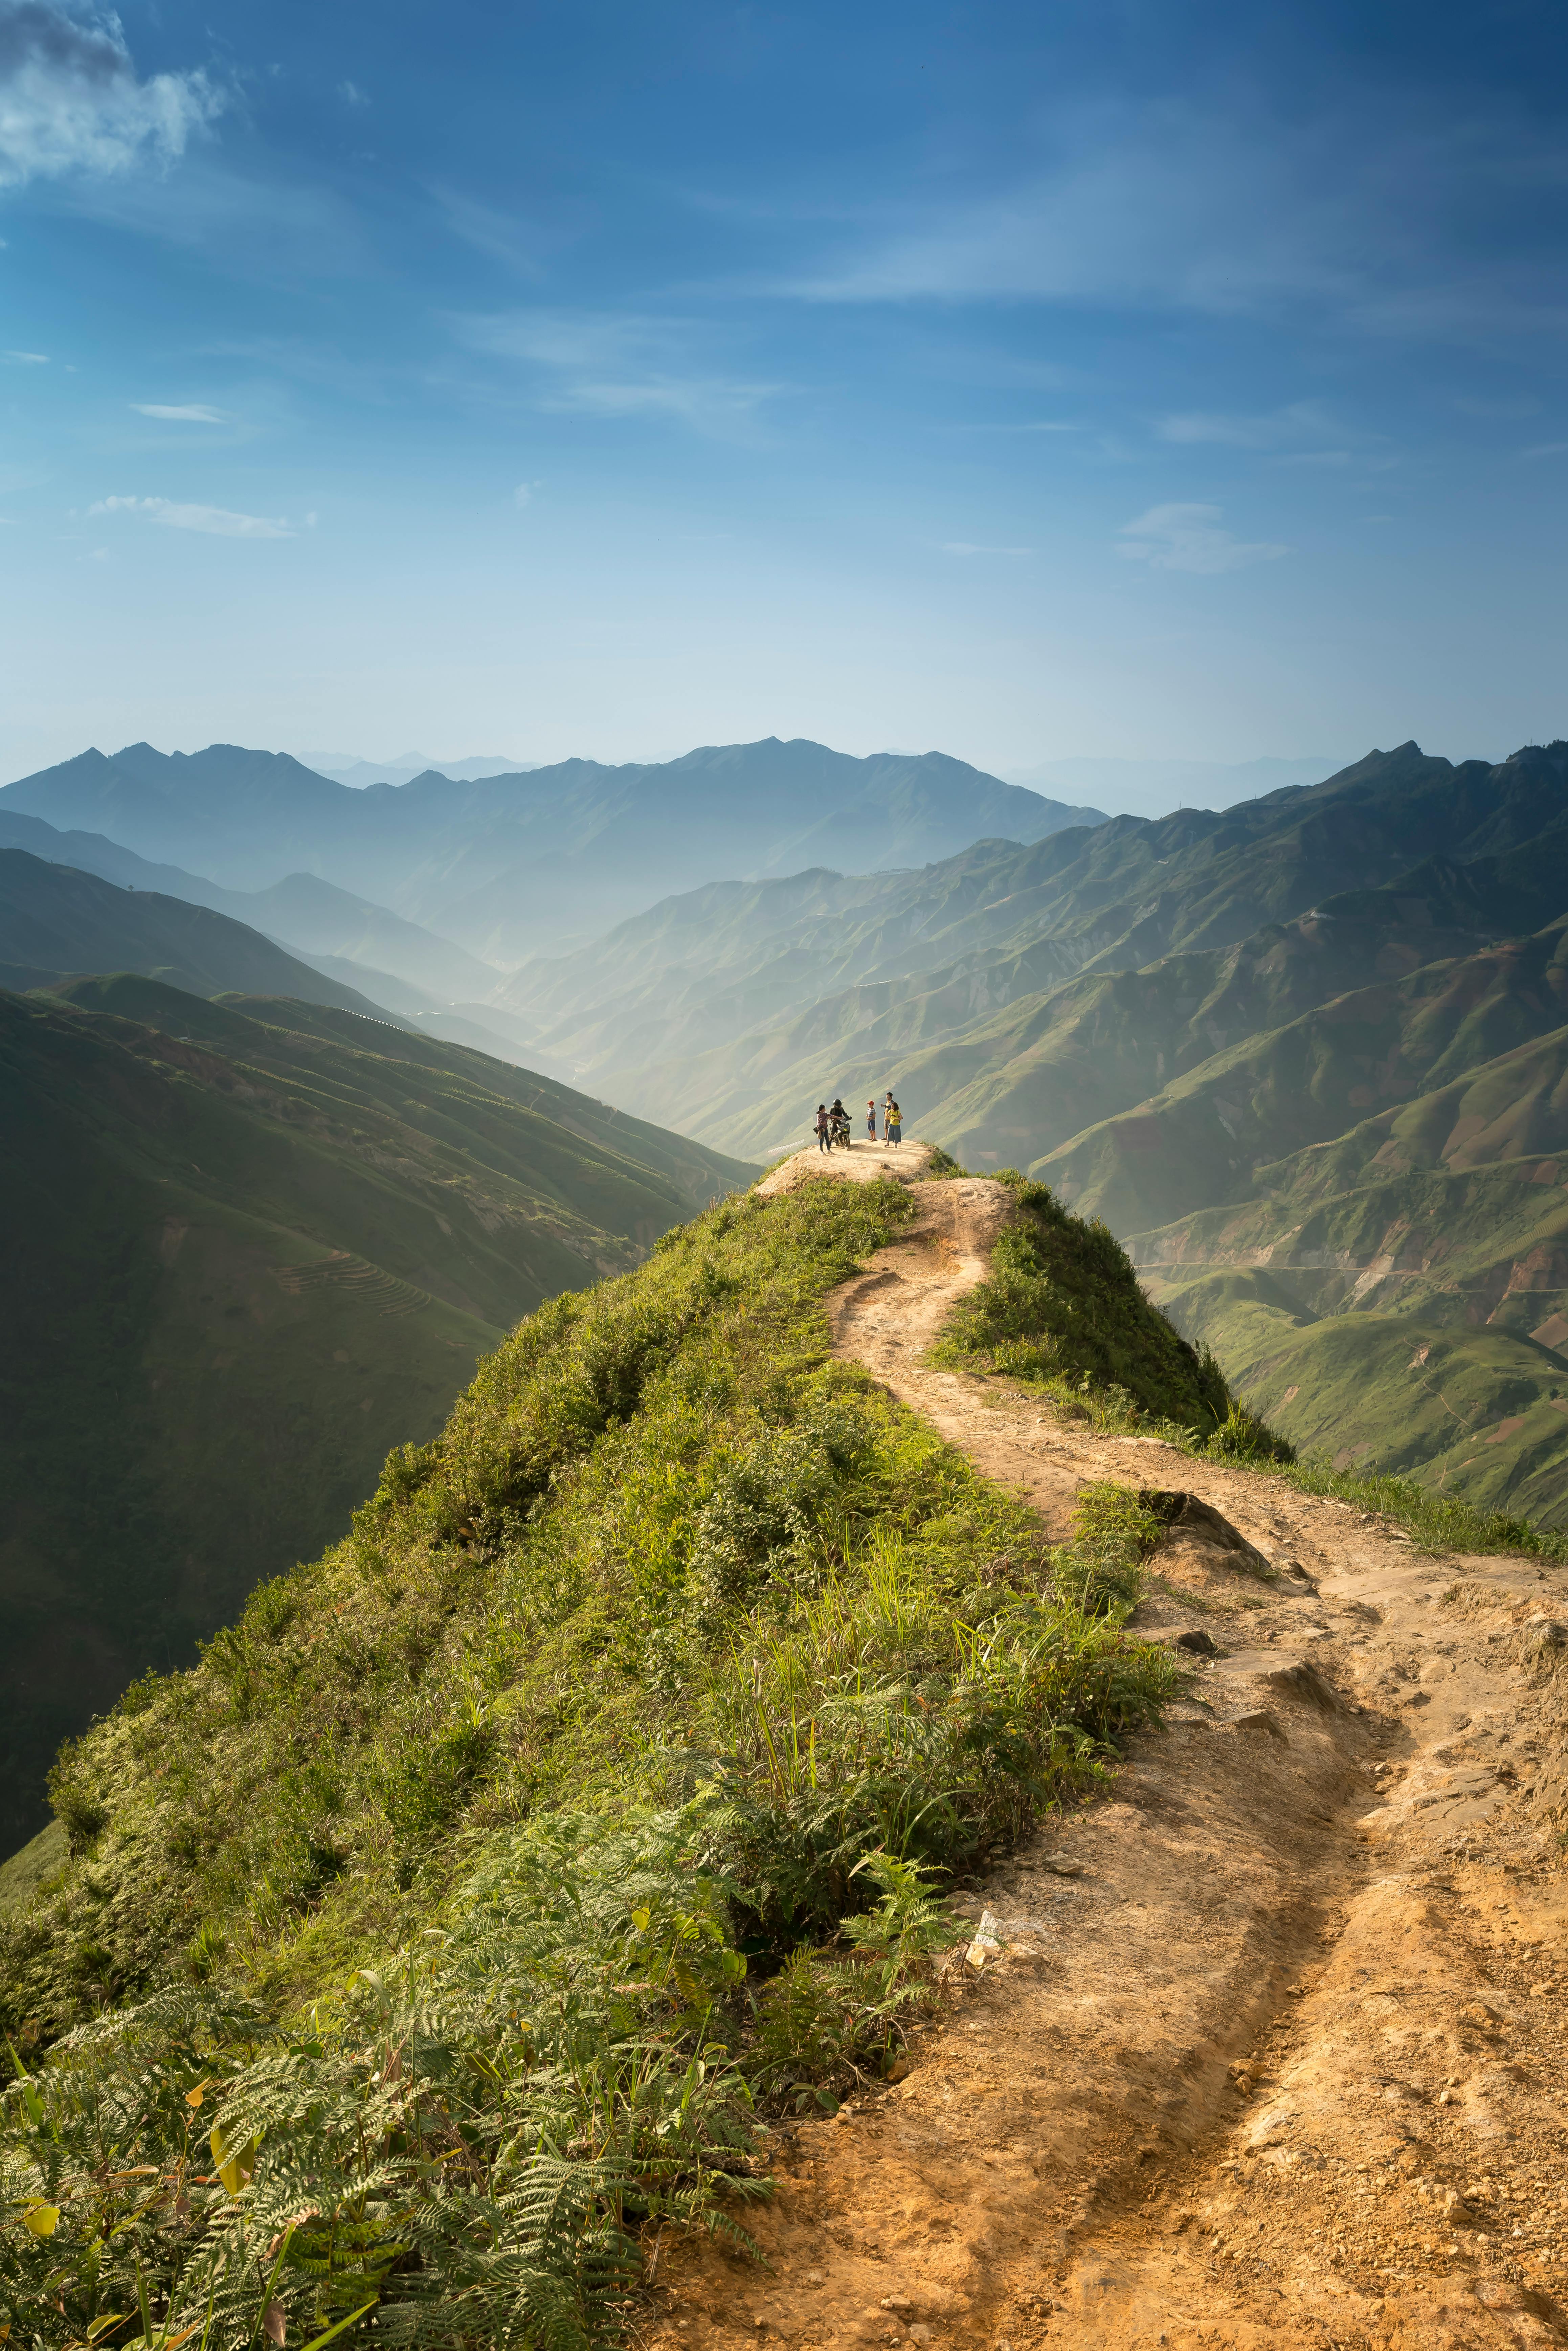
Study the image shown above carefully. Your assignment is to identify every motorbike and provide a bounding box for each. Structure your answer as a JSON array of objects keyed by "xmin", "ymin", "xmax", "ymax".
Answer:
[{"xmin": 828, "ymin": 1111, "xmax": 852, "ymax": 1148}]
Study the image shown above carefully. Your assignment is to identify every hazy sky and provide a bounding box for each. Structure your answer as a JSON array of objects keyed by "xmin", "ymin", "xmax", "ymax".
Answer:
[{"xmin": 1, "ymin": 0, "xmax": 1564, "ymax": 778}]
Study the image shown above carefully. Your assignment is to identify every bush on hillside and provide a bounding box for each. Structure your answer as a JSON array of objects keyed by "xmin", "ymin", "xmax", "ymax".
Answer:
[
  {"xmin": 933, "ymin": 1174, "xmax": 1232, "ymax": 1431},
  {"xmin": 0, "ymin": 1170, "xmax": 1181, "ymax": 2346}
]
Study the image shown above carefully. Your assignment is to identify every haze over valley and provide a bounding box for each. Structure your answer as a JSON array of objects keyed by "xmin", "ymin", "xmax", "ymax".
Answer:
[
  {"xmin": 5, "ymin": 4, "xmax": 1568, "ymax": 2342},
  {"xmin": 7, "ymin": 726, "xmax": 1568, "ymax": 1578}
]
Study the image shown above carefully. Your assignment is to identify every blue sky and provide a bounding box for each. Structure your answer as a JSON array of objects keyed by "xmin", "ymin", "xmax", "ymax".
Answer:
[{"xmin": 1, "ymin": 0, "xmax": 1565, "ymax": 780}]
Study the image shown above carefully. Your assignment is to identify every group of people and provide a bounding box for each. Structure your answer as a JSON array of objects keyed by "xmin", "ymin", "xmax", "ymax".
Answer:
[{"xmin": 814, "ymin": 1092, "xmax": 903, "ymax": 1151}]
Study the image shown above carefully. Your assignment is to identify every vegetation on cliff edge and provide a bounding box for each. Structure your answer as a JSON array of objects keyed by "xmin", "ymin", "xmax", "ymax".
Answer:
[{"xmin": 1, "ymin": 1173, "xmax": 1185, "ymax": 2348}]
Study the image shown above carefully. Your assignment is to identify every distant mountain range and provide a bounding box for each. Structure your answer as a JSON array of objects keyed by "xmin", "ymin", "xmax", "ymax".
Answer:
[
  {"xmin": 487, "ymin": 738, "xmax": 1568, "ymax": 1521},
  {"xmin": 497, "ymin": 741, "xmax": 1558, "ymax": 1154},
  {"xmin": 309, "ymin": 753, "xmax": 536, "ymax": 788},
  {"xmin": 10, "ymin": 722, "xmax": 1568, "ymax": 1523},
  {"xmin": 1, "ymin": 736, "xmax": 1103, "ymax": 958},
  {"xmin": 1003, "ymin": 753, "xmax": 1348, "ymax": 819},
  {"xmin": 0, "ymin": 971, "xmax": 749, "ymax": 1852}
]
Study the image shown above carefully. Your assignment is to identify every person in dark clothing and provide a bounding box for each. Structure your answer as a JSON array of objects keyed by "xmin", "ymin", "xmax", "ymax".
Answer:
[{"xmin": 815, "ymin": 1103, "xmax": 830, "ymax": 1151}]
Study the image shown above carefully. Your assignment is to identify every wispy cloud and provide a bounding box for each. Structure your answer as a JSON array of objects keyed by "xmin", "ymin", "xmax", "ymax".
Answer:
[
  {"xmin": 131, "ymin": 402, "xmax": 229, "ymax": 423},
  {"xmin": 1521, "ymin": 440, "xmax": 1568, "ymax": 460},
  {"xmin": 46, "ymin": 153, "xmax": 368, "ymax": 276},
  {"xmin": 941, "ymin": 541, "xmax": 1032, "ymax": 556},
  {"xmin": 0, "ymin": 0, "xmax": 222, "ymax": 189},
  {"xmin": 338, "ymin": 79, "xmax": 369, "ymax": 109},
  {"xmin": 4, "ymin": 346, "xmax": 47, "ymax": 363},
  {"xmin": 1157, "ymin": 399, "xmax": 1386, "ymax": 473},
  {"xmin": 88, "ymin": 494, "xmax": 294, "ymax": 538},
  {"xmin": 1117, "ymin": 503, "xmax": 1289, "ymax": 575},
  {"xmin": 430, "ymin": 185, "xmax": 548, "ymax": 278},
  {"xmin": 765, "ymin": 95, "xmax": 1568, "ymax": 341},
  {"xmin": 1157, "ymin": 401, "xmax": 1338, "ymax": 449},
  {"xmin": 456, "ymin": 309, "xmax": 783, "ymax": 435}
]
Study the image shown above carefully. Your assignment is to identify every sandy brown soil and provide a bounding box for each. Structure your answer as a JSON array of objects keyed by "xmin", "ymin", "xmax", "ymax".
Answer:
[{"xmin": 646, "ymin": 1153, "xmax": 1568, "ymax": 2351}]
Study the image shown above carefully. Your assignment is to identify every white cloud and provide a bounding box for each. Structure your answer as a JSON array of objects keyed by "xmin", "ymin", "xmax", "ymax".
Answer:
[
  {"xmin": 4, "ymin": 346, "xmax": 47, "ymax": 362},
  {"xmin": 1117, "ymin": 503, "xmax": 1289, "ymax": 575},
  {"xmin": 338, "ymin": 79, "xmax": 368, "ymax": 109},
  {"xmin": 88, "ymin": 493, "xmax": 294, "ymax": 538},
  {"xmin": 1521, "ymin": 440, "xmax": 1568, "ymax": 460},
  {"xmin": 0, "ymin": 0, "xmax": 223, "ymax": 189},
  {"xmin": 131, "ymin": 401, "xmax": 228, "ymax": 422},
  {"xmin": 512, "ymin": 480, "xmax": 542, "ymax": 509},
  {"xmin": 941, "ymin": 542, "xmax": 1032, "ymax": 556}
]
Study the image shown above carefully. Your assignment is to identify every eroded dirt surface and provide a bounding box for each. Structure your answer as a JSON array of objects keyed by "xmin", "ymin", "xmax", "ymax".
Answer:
[{"xmin": 646, "ymin": 1158, "xmax": 1568, "ymax": 2351}]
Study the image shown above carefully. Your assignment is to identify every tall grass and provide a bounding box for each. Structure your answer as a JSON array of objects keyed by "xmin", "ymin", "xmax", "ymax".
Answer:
[
  {"xmin": 2, "ymin": 1176, "xmax": 1177, "ymax": 2346},
  {"xmin": 929, "ymin": 1173, "xmax": 1234, "ymax": 1434}
]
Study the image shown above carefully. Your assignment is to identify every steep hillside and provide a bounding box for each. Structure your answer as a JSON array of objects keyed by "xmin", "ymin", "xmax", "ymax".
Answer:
[
  {"xmin": 0, "ymin": 976, "xmax": 750, "ymax": 1851},
  {"xmin": 0, "ymin": 811, "xmax": 499, "ymax": 1002},
  {"xmin": 473, "ymin": 740, "xmax": 1568, "ymax": 1522},
  {"xmin": 1033, "ymin": 919, "xmax": 1568, "ymax": 1236},
  {"xmin": 1128, "ymin": 1021, "xmax": 1568, "ymax": 1520},
  {"xmin": 0, "ymin": 1152, "xmax": 1228, "ymax": 2344},
  {"xmin": 497, "ymin": 744, "xmax": 1568, "ymax": 1164},
  {"xmin": 5, "ymin": 1147, "xmax": 1564, "ymax": 2351},
  {"xmin": 0, "ymin": 849, "xmax": 400, "ymax": 1019},
  {"xmin": 1, "ymin": 737, "xmax": 1100, "ymax": 953}
]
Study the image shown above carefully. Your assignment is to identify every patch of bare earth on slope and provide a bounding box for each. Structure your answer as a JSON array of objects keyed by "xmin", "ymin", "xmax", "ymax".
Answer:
[{"xmin": 644, "ymin": 1151, "xmax": 1568, "ymax": 2351}]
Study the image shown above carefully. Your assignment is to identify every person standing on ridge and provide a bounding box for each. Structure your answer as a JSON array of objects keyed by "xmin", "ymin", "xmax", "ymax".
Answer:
[
  {"xmin": 815, "ymin": 1102, "xmax": 830, "ymax": 1152},
  {"xmin": 867, "ymin": 1099, "xmax": 878, "ymax": 1143},
  {"xmin": 887, "ymin": 1096, "xmax": 902, "ymax": 1147}
]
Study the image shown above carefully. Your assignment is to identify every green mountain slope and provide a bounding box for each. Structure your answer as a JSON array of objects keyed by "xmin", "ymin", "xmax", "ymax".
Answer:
[
  {"xmin": 1032, "ymin": 919, "xmax": 1568, "ymax": 1235},
  {"xmin": 0, "ymin": 810, "xmax": 495, "ymax": 1003},
  {"xmin": 495, "ymin": 744, "xmax": 1568, "ymax": 1164},
  {"xmin": 466, "ymin": 734, "xmax": 1568, "ymax": 1524},
  {"xmin": 1128, "ymin": 1020, "xmax": 1568, "ymax": 1521},
  {"xmin": 0, "ymin": 849, "xmax": 399, "ymax": 1019},
  {"xmin": 0, "ymin": 1165, "xmax": 1217, "ymax": 2341},
  {"xmin": 0, "ymin": 976, "xmax": 751, "ymax": 1852},
  {"xmin": 1144, "ymin": 1275, "xmax": 1568, "ymax": 1526}
]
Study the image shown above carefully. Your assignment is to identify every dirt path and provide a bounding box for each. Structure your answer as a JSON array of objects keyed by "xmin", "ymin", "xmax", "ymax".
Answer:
[{"xmin": 649, "ymin": 1154, "xmax": 1568, "ymax": 2351}]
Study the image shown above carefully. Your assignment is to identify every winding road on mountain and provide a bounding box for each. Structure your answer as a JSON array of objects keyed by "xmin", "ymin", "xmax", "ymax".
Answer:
[{"xmin": 646, "ymin": 1140, "xmax": 1568, "ymax": 2351}]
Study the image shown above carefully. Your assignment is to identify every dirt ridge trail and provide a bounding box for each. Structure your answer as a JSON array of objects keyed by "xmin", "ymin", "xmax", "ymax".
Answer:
[{"xmin": 650, "ymin": 1148, "xmax": 1568, "ymax": 2351}]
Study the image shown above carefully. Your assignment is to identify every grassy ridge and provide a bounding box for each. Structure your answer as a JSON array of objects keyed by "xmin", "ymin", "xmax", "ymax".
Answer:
[
  {"xmin": 0, "ymin": 1174, "xmax": 1178, "ymax": 2346},
  {"xmin": 929, "ymin": 1171, "xmax": 1231, "ymax": 1432},
  {"xmin": 0, "ymin": 977, "xmax": 749, "ymax": 1852}
]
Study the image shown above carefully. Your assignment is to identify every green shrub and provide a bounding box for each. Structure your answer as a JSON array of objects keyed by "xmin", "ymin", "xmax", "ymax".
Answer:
[
  {"xmin": 1203, "ymin": 1398, "xmax": 1297, "ymax": 1466},
  {"xmin": 932, "ymin": 1183, "xmax": 1230, "ymax": 1430},
  {"xmin": 0, "ymin": 1182, "xmax": 1181, "ymax": 2345}
]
